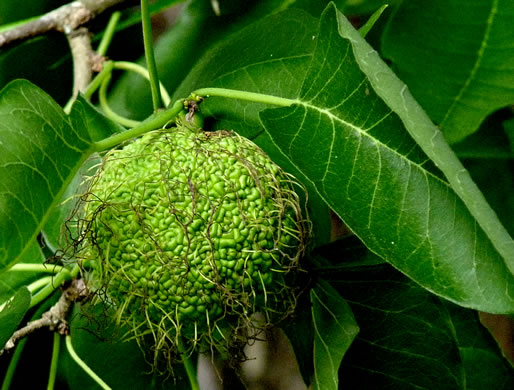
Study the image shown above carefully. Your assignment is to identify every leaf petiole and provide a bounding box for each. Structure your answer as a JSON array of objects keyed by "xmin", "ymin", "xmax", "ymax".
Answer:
[
  {"xmin": 47, "ymin": 333, "xmax": 61, "ymax": 390},
  {"xmin": 29, "ymin": 264, "xmax": 80, "ymax": 309},
  {"xmin": 96, "ymin": 11, "xmax": 121, "ymax": 57},
  {"xmin": 141, "ymin": 0, "xmax": 163, "ymax": 111},
  {"xmin": 113, "ymin": 61, "xmax": 171, "ymax": 106},
  {"xmin": 27, "ymin": 276, "xmax": 54, "ymax": 295},
  {"xmin": 192, "ymin": 87, "xmax": 297, "ymax": 107},
  {"xmin": 99, "ymin": 72, "xmax": 141, "ymax": 128},
  {"xmin": 65, "ymin": 335, "xmax": 112, "ymax": 390},
  {"xmin": 8, "ymin": 263, "xmax": 64, "ymax": 274}
]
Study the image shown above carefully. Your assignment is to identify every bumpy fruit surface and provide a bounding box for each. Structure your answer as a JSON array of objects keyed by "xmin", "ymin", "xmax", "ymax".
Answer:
[{"xmin": 82, "ymin": 125, "xmax": 307, "ymax": 351}]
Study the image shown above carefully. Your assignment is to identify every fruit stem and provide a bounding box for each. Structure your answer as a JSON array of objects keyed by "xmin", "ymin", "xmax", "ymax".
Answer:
[
  {"xmin": 141, "ymin": 0, "xmax": 163, "ymax": 111},
  {"xmin": 192, "ymin": 87, "xmax": 298, "ymax": 107},
  {"xmin": 177, "ymin": 339, "xmax": 200, "ymax": 390},
  {"xmin": 92, "ymin": 98, "xmax": 184, "ymax": 152}
]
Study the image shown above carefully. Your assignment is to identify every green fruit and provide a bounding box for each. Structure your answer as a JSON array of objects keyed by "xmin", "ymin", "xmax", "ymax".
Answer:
[{"xmin": 80, "ymin": 124, "xmax": 308, "ymax": 359}]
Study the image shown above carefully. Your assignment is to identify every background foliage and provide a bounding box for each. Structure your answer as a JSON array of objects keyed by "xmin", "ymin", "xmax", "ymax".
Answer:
[{"xmin": 0, "ymin": 0, "xmax": 513, "ymax": 389}]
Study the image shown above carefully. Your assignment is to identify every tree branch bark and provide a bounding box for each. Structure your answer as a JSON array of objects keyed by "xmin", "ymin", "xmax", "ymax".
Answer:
[
  {"xmin": 1, "ymin": 278, "xmax": 88, "ymax": 355},
  {"xmin": 67, "ymin": 27, "xmax": 94, "ymax": 96},
  {"xmin": 0, "ymin": 0, "xmax": 126, "ymax": 48}
]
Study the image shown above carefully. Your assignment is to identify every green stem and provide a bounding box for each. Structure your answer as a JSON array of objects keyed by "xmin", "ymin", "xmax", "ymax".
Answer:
[
  {"xmin": 93, "ymin": 87, "xmax": 297, "ymax": 152},
  {"xmin": 177, "ymin": 339, "xmax": 200, "ymax": 390},
  {"xmin": 96, "ymin": 11, "xmax": 121, "ymax": 57},
  {"xmin": 192, "ymin": 88, "xmax": 297, "ymax": 107},
  {"xmin": 29, "ymin": 264, "xmax": 81, "ymax": 309},
  {"xmin": 93, "ymin": 98, "xmax": 185, "ymax": 152},
  {"xmin": 27, "ymin": 276, "xmax": 54, "ymax": 295},
  {"xmin": 141, "ymin": 0, "xmax": 163, "ymax": 111},
  {"xmin": 65, "ymin": 335, "xmax": 112, "ymax": 390},
  {"xmin": 8, "ymin": 264, "xmax": 64, "ymax": 274},
  {"xmin": 99, "ymin": 73, "xmax": 141, "ymax": 128},
  {"xmin": 47, "ymin": 333, "xmax": 61, "ymax": 390},
  {"xmin": 63, "ymin": 60, "xmax": 114, "ymax": 114},
  {"xmin": 114, "ymin": 61, "xmax": 171, "ymax": 106},
  {"xmin": 84, "ymin": 60, "xmax": 115, "ymax": 100}
]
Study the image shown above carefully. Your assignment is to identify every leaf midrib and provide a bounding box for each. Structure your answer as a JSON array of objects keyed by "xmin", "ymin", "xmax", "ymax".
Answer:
[{"xmin": 295, "ymin": 100, "xmax": 450, "ymax": 188}]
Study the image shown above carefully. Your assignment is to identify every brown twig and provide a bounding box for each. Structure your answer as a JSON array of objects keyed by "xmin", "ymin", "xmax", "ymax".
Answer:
[
  {"xmin": 67, "ymin": 27, "xmax": 94, "ymax": 96},
  {"xmin": 1, "ymin": 278, "xmax": 88, "ymax": 355},
  {"xmin": 0, "ymin": 0, "xmax": 127, "ymax": 96},
  {"xmin": 0, "ymin": 0, "xmax": 126, "ymax": 48}
]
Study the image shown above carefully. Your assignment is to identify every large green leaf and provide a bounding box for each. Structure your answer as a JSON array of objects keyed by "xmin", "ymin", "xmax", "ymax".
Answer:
[
  {"xmin": 42, "ymin": 95, "xmax": 123, "ymax": 252},
  {"xmin": 172, "ymin": 8, "xmax": 331, "ymax": 246},
  {"xmin": 443, "ymin": 302, "xmax": 514, "ymax": 390},
  {"xmin": 281, "ymin": 289, "xmax": 315, "ymax": 386},
  {"xmin": 335, "ymin": 5, "xmax": 514, "ymax": 279},
  {"xmin": 381, "ymin": 0, "xmax": 514, "ymax": 144},
  {"xmin": 333, "ymin": 266, "xmax": 464, "ymax": 389},
  {"xmin": 172, "ymin": 8, "xmax": 318, "ymax": 131},
  {"xmin": 311, "ymin": 280, "xmax": 359, "ymax": 390},
  {"xmin": 0, "ymin": 80, "xmax": 93, "ymax": 271},
  {"xmin": 260, "ymin": 5, "xmax": 514, "ymax": 313},
  {"xmin": 327, "ymin": 264, "xmax": 514, "ymax": 389}
]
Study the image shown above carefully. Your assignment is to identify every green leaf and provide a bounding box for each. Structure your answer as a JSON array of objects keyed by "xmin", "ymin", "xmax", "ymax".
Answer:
[
  {"xmin": 42, "ymin": 155, "xmax": 101, "ymax": 253},
  {"xmin": 462, "ymin": 158, "xmax": 514, "ymax": 237},
  {"xmin": 281, "ymin": 290, "xmax": 315, "ymax": 386},
  {"xmin": 0, "ymin": 287, "xmax": 31, "ymax": 350},
  {"xmin": 42, "ymin": 95, "xmax": 123, "ymax": 252},
  {"xmin": 443, "ymin": 302, "xmax": 514, "ymax": 390},
  {"xmin": 260, "ymin": 4, "xmax": 514, "ymax": 313},
  {"xmin": 112, "ymin": 0, "xmax": 336, "ymax": 120},
  {"xmin": 358, "ymin": 4, "xmax": 388, "ymax": 37},
  {"xmin": 331, "ymin": 265, "xmax": 465, "ymax": 389},
  {"xmin": 69, "ymin": 95, "xmax": 124, "ymax": 142},
  {"xmin": 0, "ymin": 36, "xmax": 72, "ymax": 105},
  {"xmin": 503, "ymin": 117, "xmax": 514, "ymax": 152},
  {"xmin": 453, "ymin": 113, "xmax": 514, "ymax": 160},
  {"xmin": 333, "ymin": 5, "xmax": 514, "ymax": 277},
  {"xmin": 173, "ymin": 8, "xmax": 331, "ymax": 246},
  {"xmin": 311, "ymin": 280, "xmax": 359, "ymax": 390},
  {"xmin": 339, "ymin": 0, "xmax": 398, "ymax": 15},
  {"xmin": 0, "ymin": 80, "xmax": 93, "ymax": 271},
  {"xmin": 327, "ymin": 264, "xmax": 514, "ymax": 389},
  {"xmin": 382, "ymin": 0, "xmax": 514, "ymax": 144},
  {"xmin": 172, "ymin": 8, "xmax": 318, "ymax": 130}
]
